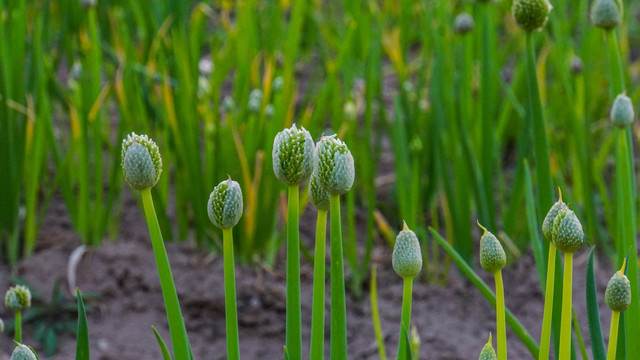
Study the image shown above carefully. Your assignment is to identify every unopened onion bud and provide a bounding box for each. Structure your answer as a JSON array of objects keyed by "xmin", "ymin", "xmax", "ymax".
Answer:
[
  {"xmin": 4, "ymin": 285, "xmax": 31, "ymax": 311},
  {"xmin": 10, "ymin": 343, "xmax": 37, "ymax": 360},
  {"xmin": 207, "ymin": 178, "xmax": 243, "ymax": 230},
  {"xmin": 513, "ymin": 0, "xmax": 553, "ymax": 32},
  {"xmin": 392, "ymin": 222, "xmax": 422, "ymax": 278},
  {"xmin": 605, "ymin": 261, "xmax": 631, "ymax": 312},
  {"xmin": 121, "ymin": 133, "xmax": 163, "ymax": 190},
  {"xmin": 478, "ymin": 333, "xmax": 497, "ymax": 360},
  {"xmin": 272, "ymin": 124, "xmax": 315, "ymax": 185},
  {"xmin": 542, "ymin": 189, "xmax": 567, "ymax": 241},
  {"xmin": 455, "ymin": 13, "xmax": 475, "ymax": 34},
  {"xmin": 591, "ymin": 0, "xmax": 621, "ymax": 30},
  {"xmin": 478, "ymin": 222, "xmax": 506, "ymax": 274},
  {"xmin": 552, "ymin": 208, "xmax": 584, "ymax": 253},
  {"xmin": 610, "ymin": 93, "xmax": 634, "ymax": 128},
  {"xmin": 315, "ymin": 135, "xmax": 355, "ymax": 195}
]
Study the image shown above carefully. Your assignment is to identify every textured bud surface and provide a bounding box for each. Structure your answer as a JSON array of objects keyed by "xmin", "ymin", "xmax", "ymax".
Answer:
[
  {"xmin": 121, "ymin": 133, "xmax": 162, "ymax": 190},
  {"xmin": 273, "ymin": 125, "xmax": 315, "ymax": 185},
  {"xmin": 513, "ymin": 0, "xmax": 552, "ymax": 32},
  {"xmin": 309, "ymin": 171, "xmax": 330, "ymax": 211},
  {"xmin": 552, "ymin": 208, "xmax": 584, "ymax": 253},
  {"xmin": 478, "ymin": 224, "xmax": 506, "ymax": 274},
  {"xmin": 10, "ymin": 344, "xmax": 37, "ymax": 360},
  {"xmin": 478, "ymin": 334, "xmax": 497, "ymax": 360},
  {"xmin": 455, "ymin": 13, "xmax": 475, "ymax": 34},
  {"xmin": 542, "ymin": 192, "xmax": 567, "ymax": 241},
  {"xmin": 392, "ymin": 223, "xmax": 422, "ymax": 278},
  {"xmin": 591, "ymin": 0, "xmax": 621, "ymax": 29},
  {"xmin": 207, "ymin": 179, "xmax": 243, "ymax": 230},
  {"xmin": 315, "ymin": 135, "xmax": 355, "ymax": 195},
  {"xmin": 5, "ymin": 285, "xmax": 31, "ymax": 311},
  {"xmin": 605, "ymin": 269, "xmax": 631, "ymax": 312},
  {"xmin": 610, "ymin": 93, "xmax": 634, "ymax": 128}
]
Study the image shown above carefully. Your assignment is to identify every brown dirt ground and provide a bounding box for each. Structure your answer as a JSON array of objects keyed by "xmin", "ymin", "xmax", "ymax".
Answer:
[{"xmin": 0, "ymin": 191, "xmax": 618, "ymax": 360}]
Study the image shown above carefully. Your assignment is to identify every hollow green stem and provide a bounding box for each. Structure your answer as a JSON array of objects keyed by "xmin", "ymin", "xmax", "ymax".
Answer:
[
  {"xmin": 14, "ymin": 309, "xmax": 21, "ymax": 343},
  {"xmin": 538, "ymin": 242, "xmax": 557, "ymax": 360},
  {"xmin": 397, "ymin": 276, "xmax": 414, "ymax": 360},
  {"xmin": 223, "ymin": 228, "xmax": 240, "ymax": 360},
  {"xmin": 606, "ymin": 311, "xmax": 620, "ymax": 360},
  {"xmin": 559, "ymin": 252, "xmax": 573, "ymax": 360},
  {"xmin": 310, "ymin": 209, "xmax": 328, "ymax": 360},
  {"xmin": 330, "ymin": 194, "xmax": 347, "ymax": 359},
  {"xmin": 525, "ymin": 31, "xmax": 553, "ymax": 219},
  {"xmin": 370, "ymin": 265, "xmax": 388, "ymax": 360},
  {"xmin": 606, "ymin": 30, "xmax": 624, "ymax": 95},
  {"xmin": 495, "ymin": 270, "xmax": 507, "ymax": 360},
  {"xmin": 140, "ymin": 188, "xmax": 190, "ymax": 360},
  {"xmin": 286, "ymin": 185, "xmax": 302, "ymax": 360}
]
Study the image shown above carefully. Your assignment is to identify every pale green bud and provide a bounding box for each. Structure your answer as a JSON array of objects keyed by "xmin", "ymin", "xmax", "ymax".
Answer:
[
  {"xmin": 513, "ymin": 0, "xmax": 552, "ymax": 32},
  {"xmin": 605, "ymin": 261, "xmax": 631, "ymax": 312},
  {"xmin": 478, "ymin": 222, "xmax": 506, "ymax": 274},
  {"xmin": 207, "ymin": 178, "xmax": 243, "ymax": 230},
  {"xmin": 273, "ymin": 76, "xmax": 284, "ymax": 92},
  {"xmin": 273, "ymin": 124, "xmax": 315, "ymax": 185},
  {"xmin": 265, "ymin": 104, "xmax": 275, "ymax": 119},
  {"xmin": 392, "ymin": 222, "xmax": 422, "ymax": 278},
  {"xmin": 591, "ymin": 0, "xmax": 621, "ymax": 30},
  {"xmin": 610, "ymin": 93, "xmax": 634, "ymax": 128},
  {"xmin": 309, "ymin": 171, "xmax": 330, "ymax": 211},
  {"xmin": 542, "ymin": 189, "xmax": 567, "ymax": 241},
  {"xmin": 5, "ymin": 285, "xmax": 31, "ymax": 311},
  {"xmin": 10, "ymin": 344, "xmax": 37, "ymax": 360},
  {"xmin": 478, "ymin": 333, "xmax": 497, "ymax": 360},
  {"xmin": 552, "ymin": 208, "xmax": 584, "ymax": 253},
  {"xmin": 121, "ymin": 133, "xmax": 163, "ymax": 190},
  {"xmin": 315, "ymin": 135, "xmax": 355, "ymax": 195},
  {"xmin": 248, "ymin": 88, "xmax": 263, "ymax": 113},
  {"xmin": 455, "ymin": 13, "xmax": 475, "ymax": 34}
]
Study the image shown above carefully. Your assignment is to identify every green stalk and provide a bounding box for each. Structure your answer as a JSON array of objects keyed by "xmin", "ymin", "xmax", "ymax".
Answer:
[
  {"xmin": 223, "ymin": 228, "xmax": 240, "ymax": 360},
  {"xmin": 606, "ymin": 31, "xmax": 624, "ymax": 95},
  {"xmin": 330, "ymin": 194, "xmax": 347, "ymax": 360},
  {"xmin": 14, "ymin": 309, "xmax": 21, "ymax": 343},
  {"xmin": 495, "ymin": 270, "xmax": 507, "ymax": 360},
  {"xmin": 397, "ymin": 277, "xmax": 414, "ymax": 359},
  {"xmin": 524, "ymin": 31, "xmax": 553, "ymax": 220},
  {"xmin": 538, "ymin": 243, "xmax": 557, "ymax": 360},
  {"xmin": 310, "ymin": 209, "xmax": 328, "ymax": 360},
  {"xmin": 559, "ymin": 253, "xmax": 573, "ymax": 359},
  {"xmin": 370, "ymin": 265, "xmax": 388, "ymax": 360},
  {"xmin": 606, "ymin": 311, "xmax": 620, "ymax": 360},
  {"xmin": 286, "ymin": 185, "xmax": 302, "ymax": 360},
  {"xmin": 140, "ymin": 188, "xmax": 190, "ymax": 360}
]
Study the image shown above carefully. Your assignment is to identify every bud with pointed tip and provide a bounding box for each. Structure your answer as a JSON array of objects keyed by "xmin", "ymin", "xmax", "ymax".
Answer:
[
  {"xmin": 605, "ymin": 261, "xmax": 631, "ymax": 312},
  {"xmin": 552, "ymin": 208, "xmax": 584, "ymax": 253},
  {"xmin": 273, "ymin": 125, "xmax": 315, "ymax": 185},
  {"xmin": 121, "ymin": 133, "xmax": 163, "ymax": 190},
  {"xmin": 512, "ymin": 0, "xmax": 552, "ymax": 32},
  {"xmin": 478, "ymin": 222, "xmax": 506, "ymax": 273},
  {"xmin": 315, "ymin": 135, "xmax": 355, "ymax": 195},
  {"xmin": 5, "ymin": 285, "xmax": 31, "ymax": 311},
  {"xmin": 392, "ymin": 223, "xmax": 422, "ymax": 278},
  {"xmin": 207, "ymin": 178, "xmax": 243, "ymax": 230},
  {"xmin": 610, "ymin": 93, "xmax": 634, "ymax": 128},
  {"xmin": 542, "ymin": 189, "xmax": 567, "ymax": 241},
  {"xmin": 455, "ymin": 13, "xmax": 475, "ymax": 34},
  {"xmin": 309, "ymin": 171, "xmax": 330, "ymax": 211},
  {"xmin": 478, "ymin": 333, "xmax": 498, "ymax": 360},
  {"xmin": 591, "ymin": 0, "xmax": 621, "ymax": 30},
  {"xmin": 10, "ymin": 343, "xmax": 37, "ymax": 360}
]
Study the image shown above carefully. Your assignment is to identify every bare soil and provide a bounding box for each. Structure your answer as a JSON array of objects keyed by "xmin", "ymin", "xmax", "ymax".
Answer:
[{"xmin": 0, "ymin": 193, "xmax": 617, "ymax": 360}]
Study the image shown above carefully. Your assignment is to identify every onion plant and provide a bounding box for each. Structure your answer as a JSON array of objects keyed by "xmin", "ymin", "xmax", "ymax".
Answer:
[
  {"xmin": 478, "ymin": 223, "xmax": 507, "ymax": 360},
  {"xmin": 315, "ymin": 134, "xmax": 355, "ymax": 360},
  {"xmin": 272, "ymin": 124, "xmax": 315, "ymax": 360},
  {"xmin": 308, "ymin": 171, "xmax": 330, "ymax": 360},
  {"xmin": 121, "ymin": 133, "xmax": 192, "ymax": 360},
  {"xmin": 551, "ymin": 208, "xmax": 584, "ymax": 359},
  {"xmin": 604, "ymin": 260, "xmax": 631, "ymax": 360},
  {"xmin": 392, "ymin": 223, "xmax": 422, "ymax": 359},
  {"xmin": 478, "ymin": 333, "xmax": 497, "ymax": 360},
  {"xmin": 10, "ymin": 343, "xmax": 37, "ymax": 360},
  {"xmin": 4, "ymin": 285, "xmax": 31, "ymax": 343},
  {"xmin": 207, "ymin": 177, "xmax": 244, "ymax": 360}
]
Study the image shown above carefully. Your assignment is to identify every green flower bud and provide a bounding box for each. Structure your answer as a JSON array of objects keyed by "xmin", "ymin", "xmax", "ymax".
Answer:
[
  {"xmin": 315, "ymin": 135, "xmax": 355, "ymax": 195},
  {"xmin": 552, "ymin": 208, "xmax": 584, "ymax": 253},
  {"xmin": 591, "ymin": 0, "xmax": 621, "ymax": 30},
  {"xmin": 455, "ymin": 13, "xmax": 475, "ymax": 34},
  {"xmin": 309, "ymin": 171, "xmax": 330, "ymax": 211},
  {"xmin": 478, "ymin": 333, "xmax": 497, "ymax": 360},
  {"xmin": 121, "ymin": 133, "xmax": 163, "ymax": 190},
  {"xmin": 10, "ymin": 344, "xmax": 37, "ymax": 360},
  {"xmin": 5, "ymin": 285, "xmax": 31, "ymax": 311},
  {"xmin": 273, "ymin": 124, "xmax": 315, "ymax": 185},
  {"xmin": 273, "ymin": 76, "xmax": 284, "ymax": 92},
  {"xmin": 222, "ymin": 95, "xmax": 235, "ymax": 112},
  {"xmin": 0, "ymin": 318, "xmax": 4, "ymax": 333},
  {"xmin": 208, "ymin": 178, "xmax": 243, "ymax": 230},
  {"xmin": 265, "ymin": 104, "xmax": 275, "ymax": 119},
  {"xmin": 610, "ymin": 93, "xmax": 634, "ymax": 128},
  {"xmin": 248, "ymin": 88, "xmax": 263, "ymax": 113},
  {"xmin": 542, "ymin": 189, "xmax": 567, "ymax": 241},
  {"xmin": 478, "ymin": 222, "xmax": 506, "ymax": 274},
  {"xmin": 605, "ymin": 261, "xmax": 631, "ymax": 312},
  {"xmin": 512, "ymin": 0, "xmax": 552, "ymax": 32},
  {"xmin": 392, "ymin": 222, "xmax": 422, "ymax": 278}
]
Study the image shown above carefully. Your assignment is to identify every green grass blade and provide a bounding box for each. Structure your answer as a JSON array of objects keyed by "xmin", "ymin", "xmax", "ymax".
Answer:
[
  {"xmin": 586, "ymin": 247, "xmax": 606, "ymax": 360},
  {"xmin": 370, "ymin": 265, "xmax": 388, "ymax": 360},
  {"xmin": 151, "ymin": 326, "xmax": 173, "ymax": 360},
  {"xmin": 75, "ymin": 289, "xmax": 90, "ymax": 360}
]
